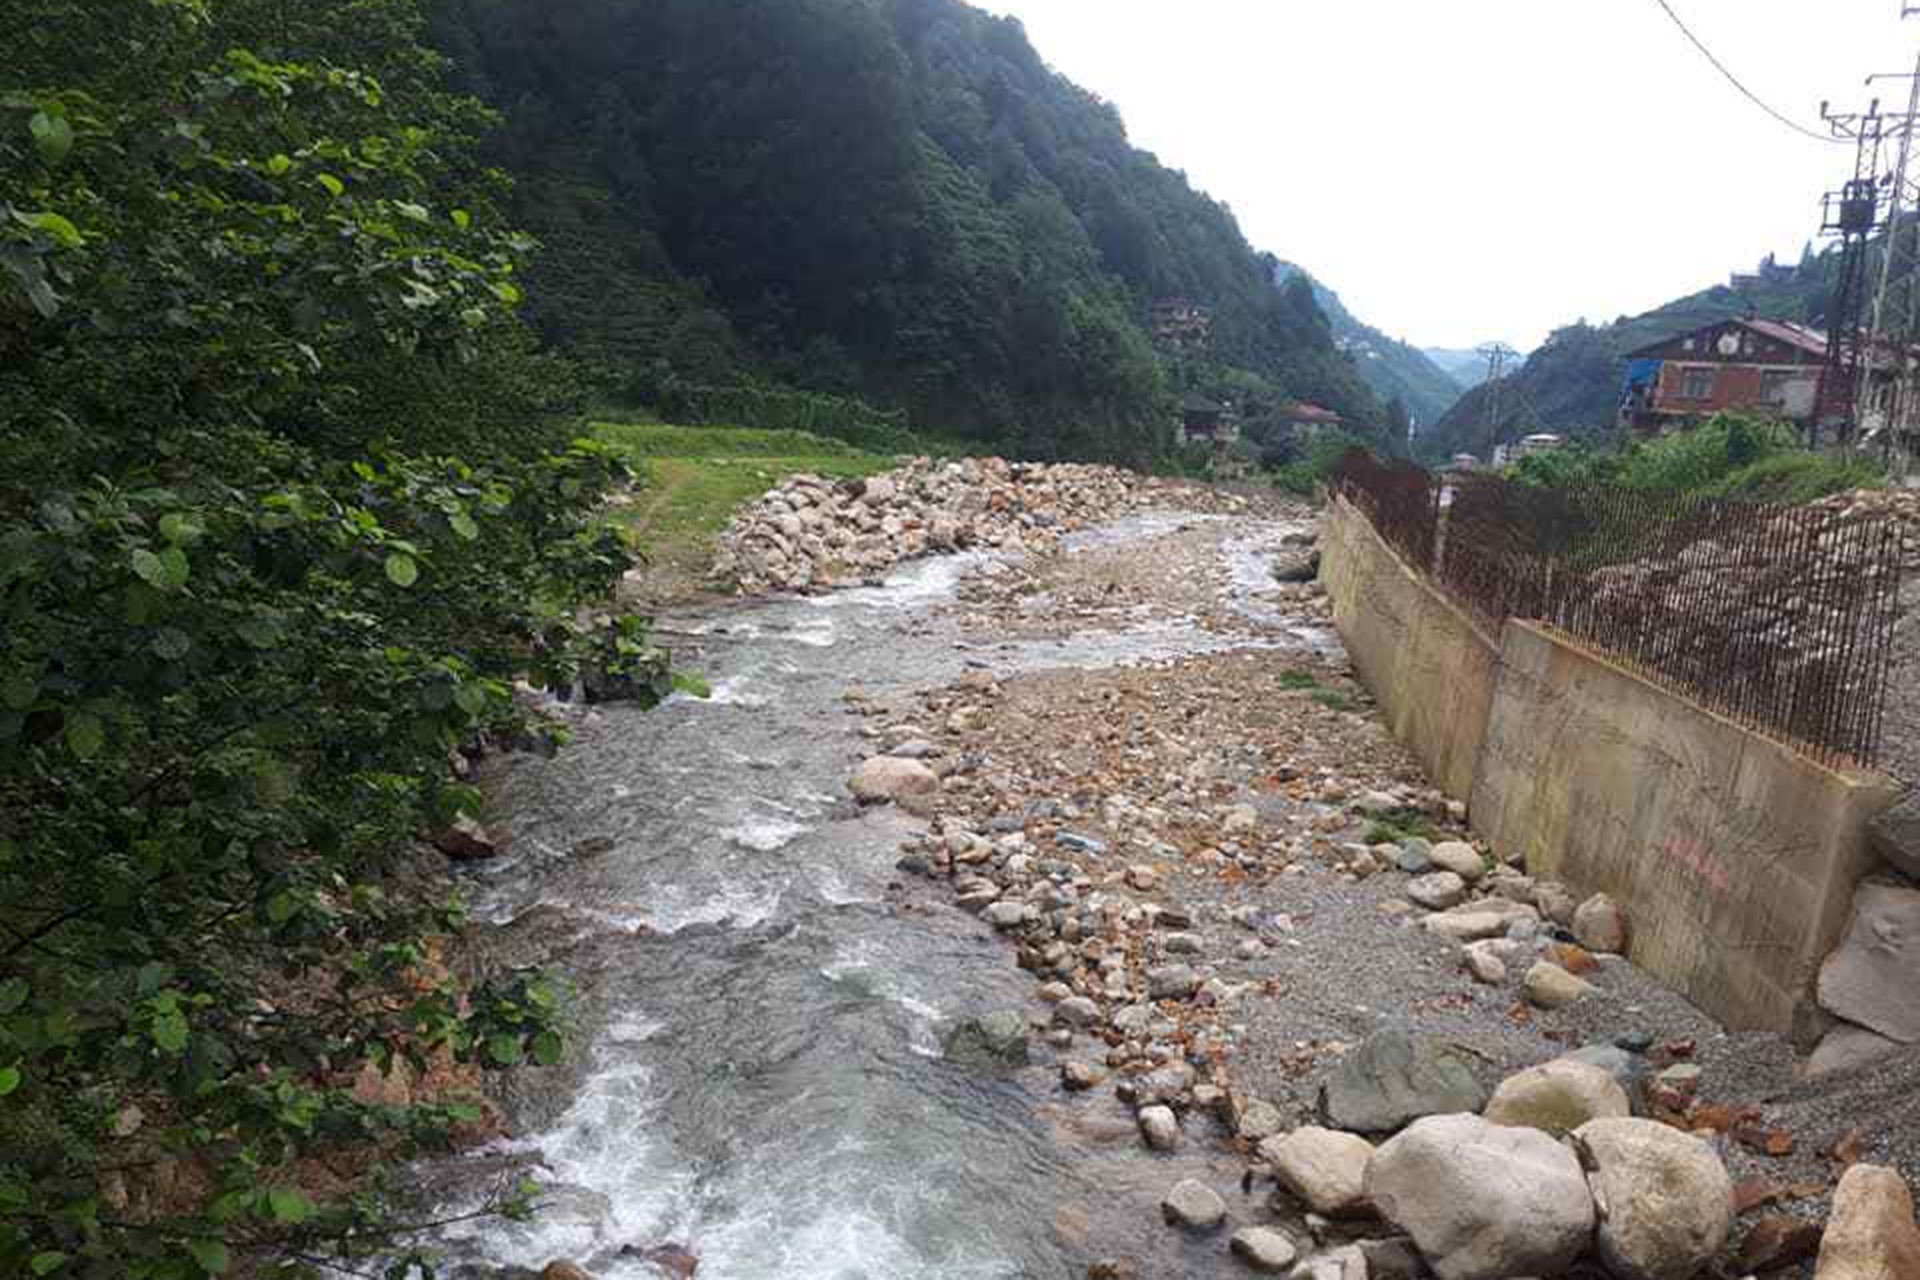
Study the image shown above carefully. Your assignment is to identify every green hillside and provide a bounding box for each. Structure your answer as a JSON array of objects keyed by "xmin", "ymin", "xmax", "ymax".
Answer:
[
  {"xmin": 427, "ymin": 0, "xmax": 1389, "ymax": 465},
  {"xmin": 1275, "ymin": 263, "xmax": 1467, "ymax": 431}
]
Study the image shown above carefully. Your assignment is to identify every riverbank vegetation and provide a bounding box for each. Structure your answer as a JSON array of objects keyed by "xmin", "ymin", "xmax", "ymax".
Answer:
[
  {"xmin": 1507, "ymin": 413, "xmax": 1884, "ymax": 503},
  {"xmin": 0, "ymin": 2, "xmax": 656, "ymax": 1274},
  {"xmin": 592, "ymin": 421, "xmax": 898, "ymax": 592}
]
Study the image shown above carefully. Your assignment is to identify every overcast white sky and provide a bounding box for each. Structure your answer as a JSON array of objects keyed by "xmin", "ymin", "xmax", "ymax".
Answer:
[{"xmin": 978, "ymin": 0, "xmax": 1920, "ymax": 352}]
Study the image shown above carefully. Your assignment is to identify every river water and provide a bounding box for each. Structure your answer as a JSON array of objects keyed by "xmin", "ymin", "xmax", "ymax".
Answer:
[{"xmin": 419, "ymin": 513, "xmax": 1333, "ymax": 1279}]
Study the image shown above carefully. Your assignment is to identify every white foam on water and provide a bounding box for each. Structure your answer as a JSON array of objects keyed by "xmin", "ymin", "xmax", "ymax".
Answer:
[
  {"xmin": 674, "ymin": 674, "xmax": 776, "ymax": 708},
  {"xmin": 808, "ymin": 551, "xmax": 986, "ymax": 612},
  {"xmin": 439, "ymin": 1054, "xmax": 695, "ymax": 1273},
  {"xmin": 690, "ymin": 1142, "xmax": 1023, "ymax": 1280},
  {"xmin": 781, "ymin": 614, "xmax": 838, "ymax": 647},
  {"xmin": 722, "ymin": 816, "xmax": 812, "ymax": 852}
]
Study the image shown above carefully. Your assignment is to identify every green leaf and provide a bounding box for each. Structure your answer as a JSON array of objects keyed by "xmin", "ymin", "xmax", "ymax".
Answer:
[
  {"xmin": 29, "ymin": 111, "xmax": 73, "ymax": 166},
  {"xmin": 29, "ymin": 1252, "xmax": 66, "ymax": 1276},
  {"xmin": 449, "ymin": 510, "xmax": 479, "ymax": 541},
  {"xmin": 671, "ymin": 672, "xmax": 712, "ymax": 699},
  {"xmin": 492, "ymin": 281, "xmax": 522, "ymax": 305},
  {"xmin": 15, "ymin": 210, "xmax": 82, "ymax": 249},
  {"xmin": 394, "ymin": 200, "xmax": 430, "ymax": 222},
  {"xmin": 266, "ymin": 1187, "xmax": 312, "ymax": 1224},
  {"xmin": 384, "ymin": 552, "xmax": 418, "ymax": 587},
  {"xmin": 315, "ymin": 173, "xmax": 344, "ymax": 198},
  {"xmin": 158, "ymin": 512, "xmax": 203, "ymax": 546},
  {"xmin": 2, "ymin": 668, "xmax": 36, "ymax": 710},
  {"xmin": 266, "ymin": 153, "xmax": 292, "ymax": 175},
  {"xmin": 151, "ymin": 1004, "xmax": 189, "ymax": 1054},
  {"xmin": 131, "ymin": 548, "xmax": 167, "ymax": 587},
  {"xmin": 485, "ymin": 1033, "xmax": 523, "ymax": 1066},
  {"xmin": 159, "ymin": 546, "xmax": 190, "ymax": 588},
  {"xmin": 453, "ymin": 683, "xmax": 487, "ymax": 717},
  {"xmin": 0, "ymin": 1067, "xmax": 21, "ymax": 1097},
  {"xmin": 531, "ymin": 1030, "xmax": 563, "ymax": 1066},
  {"xmin": 451, "ymin": 208, "xmax": 471, "ymax": 230},
  {"xmin": 185, "ymin": 1239, "xmax": 229, "ymax": 1275},
  {"xmin": 64, "ymin": 710, "xmax": 103, "ymax": 760}
]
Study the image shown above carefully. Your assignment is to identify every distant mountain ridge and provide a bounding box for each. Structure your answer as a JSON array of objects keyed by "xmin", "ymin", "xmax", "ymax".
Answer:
[
  {"xmin": 1421, "ymin": 347, "xmax": 1499, "ymax": 391},
  {"xmin": 1274, "ymin": 263, "xmax": 1467, "ymax": 431}
]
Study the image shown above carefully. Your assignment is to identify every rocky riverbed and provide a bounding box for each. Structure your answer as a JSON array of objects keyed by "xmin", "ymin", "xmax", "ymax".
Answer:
[{"xmin": 426, "ymin": 478, "xmax": 1919, "ymax": 1280}]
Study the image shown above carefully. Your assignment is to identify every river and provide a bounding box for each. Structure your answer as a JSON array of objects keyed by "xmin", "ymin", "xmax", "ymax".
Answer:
[{"xmin": 415, "ymin": 512, "xmax": 1333, "ymax": 1279}]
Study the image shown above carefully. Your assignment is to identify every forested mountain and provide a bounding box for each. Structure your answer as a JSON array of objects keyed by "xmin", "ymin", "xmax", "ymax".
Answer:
[
  {"xmin": 1275, "ymin": 263, "xmax": 1466, "ymax": 430},
  {"xmin": 426, "ymin": 0, "xmax": 1387, "ymax": 463},
  {"xmin": 1419, "ymin": 249, "xmax": 1842, "ymax": 463}
]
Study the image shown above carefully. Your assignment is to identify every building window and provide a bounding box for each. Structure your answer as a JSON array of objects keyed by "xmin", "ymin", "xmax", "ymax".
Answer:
[
  {"xmin": 1681, "ymin": 367, "xmax": 1715, "ymax": 399},
  {"xmin": 1761, "ymin": 370, "xmax": 1794, "ymax": 405}
]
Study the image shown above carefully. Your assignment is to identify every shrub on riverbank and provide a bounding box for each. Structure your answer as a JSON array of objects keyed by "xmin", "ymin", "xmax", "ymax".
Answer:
[
  {"xmin": 1507, "ymin": 413, "xmax": 1884, "ymax": 502},
  {"xmin": 0, "ymin": 2, "xmax": 647, "ymax": 1274}
]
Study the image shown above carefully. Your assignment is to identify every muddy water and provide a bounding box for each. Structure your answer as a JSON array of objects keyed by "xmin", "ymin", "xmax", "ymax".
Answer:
[{"xmin": 420, "ymin": 514, "xmax": 1331, "ymax": 1278}]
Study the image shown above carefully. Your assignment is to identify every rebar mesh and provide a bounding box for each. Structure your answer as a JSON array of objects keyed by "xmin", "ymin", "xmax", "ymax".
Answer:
[
  {"xmin": 1332, "ymin": 451, "xmax": 1902, "ymax": 768},
  {"xmin": 1329, "ymin": 448, "xmax": 1439, "ymax": 571}
]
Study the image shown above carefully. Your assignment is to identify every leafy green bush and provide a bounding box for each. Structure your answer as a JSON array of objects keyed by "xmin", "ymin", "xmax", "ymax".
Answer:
[
  {"xmin": 1274, "ymin": 430, "xmax": 1370, "ymax": 497},
  {"xmin": 1507, "ymin": 413, "xmax": 1881, "ymax": 503},
  {"xmin": 1, "ymin": 3, "xmax": 655, "ymax": 1275},
  {"xmin": 1702, "ymin": 451, "xmax": 1885, "ymax": 503}
]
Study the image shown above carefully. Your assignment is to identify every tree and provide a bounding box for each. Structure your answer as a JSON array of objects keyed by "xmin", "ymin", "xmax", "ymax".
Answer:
[{"xmin": 1, "ymin": 3, "xmax": 664, "ymax": 1274}]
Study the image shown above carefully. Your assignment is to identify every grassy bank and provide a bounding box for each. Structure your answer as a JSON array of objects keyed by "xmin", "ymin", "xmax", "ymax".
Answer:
[{"xmin": 592, "ymin": 420, "xmax": 898, "ymax": 595}]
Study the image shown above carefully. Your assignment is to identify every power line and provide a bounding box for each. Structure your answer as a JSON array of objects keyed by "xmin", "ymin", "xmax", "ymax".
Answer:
[{"xmin": 1648, "ymin": 0, "xmax": 1846, "ymax": 145}]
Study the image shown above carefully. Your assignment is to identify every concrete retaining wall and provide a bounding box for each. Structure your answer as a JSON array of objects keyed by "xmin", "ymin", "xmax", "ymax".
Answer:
[
  {"xmin": 1318, "ymin": 497, "xmax": 1498, "ymax": 801},
  {"xmin": 1321, "ymin": 496, "xmax": 1898, "ymax": 1032}
]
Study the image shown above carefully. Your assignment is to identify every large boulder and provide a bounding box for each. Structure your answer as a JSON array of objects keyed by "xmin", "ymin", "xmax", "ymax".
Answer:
[
  {"xmin": 1428, "ymin": 842, "xmax": 1486, "ymax": 883},
  {"xmin": 848, "ymin": 756, "xmax": 939, "ymax": 804},
  {"xmin": 1576, "ymin": 1117, "xmax": 1733, "ymax": 1280},
  {"xmin": 1365, "ymin": 1113, "xmax": 1595, "ymax": 1280},
  {"xmin": 1483, "ymin": 1059, "xmax": 1631, "ymax": 1136},
  {"xmin": 1573, "ymin": 893, "xmax": 1629, "ymax": 954},
  {"xmin": 1319, "ymin": 1029, "xmax": 1488, "ymax": 1134},
  {"xmin": 1524, "ymin": 960, "xmax": 1597, "ymax": 1009},
  {"xmin": 1406, "ymin": 871, "xmax": 1468, "ymax": 910},
  {"xmin": 1807, "ymin": 1022, "xmax": 1904, "ymax": 1077},
  {"xmin": 1259, "ymin": 1126, "xmax": 1375, "ymax": 1217},
  {"xmin": 1161, "ymin": 1178, "xmax": 1226, "ymax": 1231},
  {"xmin": 1817, "ymin": 884, "xmax": 1920, "ymax": 1043},
  {"xmin": 1229, "ymin": 1226, "xmax": 1299, "ymax": 1273},
  {"xmin": 1816, "ymin": 1163, "xmax": 1920, "ymax": 1280}
]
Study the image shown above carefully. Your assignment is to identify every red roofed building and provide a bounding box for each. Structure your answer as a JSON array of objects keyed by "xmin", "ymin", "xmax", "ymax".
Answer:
[
  {"xmin": 1276, "ymin": 402, "xmax": 1344, "ymax": 444},
  {"xmin": 1619, "ymin": 318, "xmax": 1831, "ymax": 436}
]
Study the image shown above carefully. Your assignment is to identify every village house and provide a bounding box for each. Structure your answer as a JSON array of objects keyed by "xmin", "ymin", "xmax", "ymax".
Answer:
[
  {"xmin": 1178, "ymin": 393, "xmax": 1238, "ymax": 446},
  {"xmin": 1618, "ymin": 317, "xmax": 1831, "ymax": 437},
  {"xmin": 1150, "ymin": 298, "xmax": 1213, "ymax": 354},
  {"xmin": 1275, "ymin": 401, "xmax": 1344, "ymax": 442}
]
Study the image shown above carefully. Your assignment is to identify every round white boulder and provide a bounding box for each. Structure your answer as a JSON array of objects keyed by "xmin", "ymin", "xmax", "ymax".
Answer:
[
  {"xmin": 1575, "ymin": 1117, "xmax": 1733, "ymax": 1280},
  {"xmin": 1365, "ymin": 1112, "xmax": 1595, "ymax": 1280}
]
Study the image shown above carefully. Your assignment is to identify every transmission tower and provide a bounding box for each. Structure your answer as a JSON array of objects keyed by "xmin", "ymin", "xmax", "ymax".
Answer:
[
  {"xmin": 1817, "ymin": 98, "xmax": 1893, "ymax": 445},
  {"xmin": 1477, "ymin": 342, "xmax": 1519, "ymax": 457}
]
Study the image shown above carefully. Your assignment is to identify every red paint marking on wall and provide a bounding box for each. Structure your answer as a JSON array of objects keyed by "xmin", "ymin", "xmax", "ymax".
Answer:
[{"xmin": 1660, "ymin": 837, "xmax": 1732, "ymax": 895}]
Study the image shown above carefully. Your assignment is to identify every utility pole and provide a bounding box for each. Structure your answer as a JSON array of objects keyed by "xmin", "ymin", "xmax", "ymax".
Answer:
[
  {"xmin": 1817, "ymin": 98, "xmax": 1893, "ymax": 446},
  {"xmin": 1860, "ymin": 45, "xmax": 1920, "ymax": 463},
  {"xmin": 1477, "ymin": 342, "xmax": 1519, "ymax": 457}
]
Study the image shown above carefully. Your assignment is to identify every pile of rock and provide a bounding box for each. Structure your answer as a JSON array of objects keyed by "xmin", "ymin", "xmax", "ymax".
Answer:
[
  {"xmin": 713, "ymin": 456, "xmax": 1246, "ymax": 594},
  {"xmin": 1811, "ymin": 487, "xmax": 1920, "ymax": 571}
]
